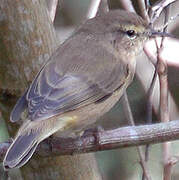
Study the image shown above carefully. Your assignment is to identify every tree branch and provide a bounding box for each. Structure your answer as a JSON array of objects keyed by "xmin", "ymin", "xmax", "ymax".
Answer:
[
  {"xmin": 137, "ymin": 0, "xmax": 150, "ymax": 22},
  {"xmin": 122, "ymin": 92, "xmax": 152, "ymax": 180},
  {"xmin": 46, "ymin": 0, "xmax": 59, "ymax": 22},
  {"xmin": 149, "ymin": 0, "xmax": 177, "ymax": 23},
  {"xmin": 120, "ymin": 0, "xmax": 136, "ymax": 13},
  {"xmin": 1, "ymin": 120, "xmax": 179, "ymax": 162},
  {"xmin": 157, "ymin": 6, "xmax": 171, "ymax": 180}
]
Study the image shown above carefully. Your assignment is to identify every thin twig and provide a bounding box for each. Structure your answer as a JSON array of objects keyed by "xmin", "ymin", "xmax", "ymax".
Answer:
[
  {"xmin": 96, "ymin": 0, "xmax": 109, "ymax": 16},
  {"xmin": 137, "ymin": 0, "xmax": 150, "ymax": 22},
  {"xmin": 161, "ymin": 14, "xmax": 179, "ymax": 30},
  {"xmin": 142, "ymin": 1, "xmax": 158, "ymax": 177},
  {"xmin": 145, "ymin": 0, "xmax": 151, "ymax": 12},
  {"xmin": 122, "ymin": 92, "xmax": 152, "ymax": 180},
  {"xmin": 120, "ymin": 0, "xmax": 136, "ymax": 13},
  {"xmin": 86, "ymin": 0, "xmax": 101, "ymax": 19},
  {"xmin": 146, "ymin": 66, "xmax": 158, "ymax": 125},
  {"xmin": 157, "ymin": 6, "xmax": 171, "ymax": 180},
  {"xmin": 149, "ymin": 0, "xmax": 177, "ymax": 23},
  {"xmin": 144, "ymin": 37, "xmax": 179, "ymax": 67},
  {"xmin": 142, "ymin": 64, "xmax": 158, "ymax": 180}
]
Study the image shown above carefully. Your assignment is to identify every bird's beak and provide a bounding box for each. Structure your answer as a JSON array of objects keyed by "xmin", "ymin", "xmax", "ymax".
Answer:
[{"xmin": 149, "ymin": 30, "xmax": 174, "ymax": 38}]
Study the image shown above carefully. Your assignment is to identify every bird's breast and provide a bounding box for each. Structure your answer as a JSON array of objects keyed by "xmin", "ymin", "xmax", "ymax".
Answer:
[{"xmin": 55, "ymin": 65, "xmax": 135, "ymax": 137}]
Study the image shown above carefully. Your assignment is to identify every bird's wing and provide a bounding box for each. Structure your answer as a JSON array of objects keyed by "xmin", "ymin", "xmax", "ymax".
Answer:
[
  {"xmin": 12, "ymin": 34, "xmax": 131, "ymax": 121},
  {"xmin": 26, "ymin": 58, "xmax": 129, "ymax": 121}
]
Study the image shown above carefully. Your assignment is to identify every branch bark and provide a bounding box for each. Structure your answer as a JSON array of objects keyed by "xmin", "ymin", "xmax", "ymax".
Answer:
[
  {"xmin": 0, "ymin": 0, "xmax": 58, "ymax": 95},
  {"xmin": 122, "ymin": 93, "xmax": 151, "ymax": 180},
  {"xmin": 1, "ymin": 119, "xmax": 179, "ymax": 162},
  {"xmin": 158, "ymin": 6, "xmax": 171, "ymax": 180}
]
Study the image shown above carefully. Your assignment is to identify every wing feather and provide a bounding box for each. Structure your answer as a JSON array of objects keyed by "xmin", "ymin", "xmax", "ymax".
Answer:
[{"xmin": 24, "ymin": 33, "xmax": 131, "ymax": 121}]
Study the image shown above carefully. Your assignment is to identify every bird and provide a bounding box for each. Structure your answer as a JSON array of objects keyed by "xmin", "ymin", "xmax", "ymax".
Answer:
[{"xmin": 3, "ymin": 9, "xmax": 156, "ymax": 169}]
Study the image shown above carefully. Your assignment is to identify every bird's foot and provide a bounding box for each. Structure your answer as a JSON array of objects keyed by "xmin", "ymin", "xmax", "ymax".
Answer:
[{"xmin": 82, "ymin": 126, "xmax": 104, "ymax": 147}]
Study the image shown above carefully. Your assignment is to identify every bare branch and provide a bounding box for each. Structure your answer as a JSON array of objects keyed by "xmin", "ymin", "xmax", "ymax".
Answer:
[
  {"xmin": 144, "ymin": 37, "xmax": 179, "ymax": 67},
  {"xmin": 137, "ymin": 0, "xmax": 150, "ymax": 22},
  {"xmin": 1, "ymin": 120, "xmax": 179, "ymax": 162},
  {"xmin": 46, "ymin": 0, "xmax": 59, "ymax": 22},
  {"xmin": 162, "ymin": 14, "xmax": 179, "ymax": 30},
  {"xmin": 120, "ymin": 0, "xmax": 136, "ymax": 13},
  {"xmin": 96, "ymin": 0, "xmax": 109, "ymax": 16},
  {"xmin": 149, "ymin": 0, "xmax": 177, "ymax": 23},
  {"xmin": 122, "ymin": 93, "xmax": 152, "ymax": 180},
  {"xmin": 86, "ymin": 0, "xmax": 101, "ymax": 19},
  {"xmin": 157, "ymin": 6, "xmax": 171, "ymax": 180},
  {"xmin": 87, "ymin": 0, "xmax": 109, "ymax": 19},
  {"xmin": 143, "ymin": 62, "xmax": 158, "ymax": 180},
  {"xmin": 145, "ymin": 0, "xmax": 151, "ymax": 11}
]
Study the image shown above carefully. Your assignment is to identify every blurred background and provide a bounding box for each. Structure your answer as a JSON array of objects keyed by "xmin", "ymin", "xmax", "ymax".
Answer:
[{"xmin": 0, "ymin": 0, "xmax": 179, "ymax": 179}]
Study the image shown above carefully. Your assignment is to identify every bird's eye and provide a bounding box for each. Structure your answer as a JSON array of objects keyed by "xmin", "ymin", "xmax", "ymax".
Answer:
[{"xmin": 126, "ymin": 30, "xmax": 136, "ymax": 39}]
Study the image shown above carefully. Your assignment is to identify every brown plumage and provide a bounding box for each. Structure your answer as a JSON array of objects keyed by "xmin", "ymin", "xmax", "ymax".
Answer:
[{"xmin": 3, "ymin": 10, "xmax": 150, "ymax": 169}]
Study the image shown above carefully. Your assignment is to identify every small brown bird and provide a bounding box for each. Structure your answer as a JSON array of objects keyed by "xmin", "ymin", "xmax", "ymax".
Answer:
[{"xmin": 3, "ymin": 10, "xmax": 161, "ymax": 169}]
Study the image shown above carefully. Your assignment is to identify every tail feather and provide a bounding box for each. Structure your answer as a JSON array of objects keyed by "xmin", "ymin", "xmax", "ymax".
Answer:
[
  {"xmin": 3, "ymin": 131, "xmax": 39, "ymax": 170},
  {"xmin": 4, "ymin": 116, "xmax": 73, "ymax": 170}
]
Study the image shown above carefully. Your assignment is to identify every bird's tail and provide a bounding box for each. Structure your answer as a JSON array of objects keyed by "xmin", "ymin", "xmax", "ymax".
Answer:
[
  {"xmin": 3, "ymin": 115, "xmax": 76, "ymax": 170},
  {"xmin": 3, "ymin": 130, "xmax": 40, "ymax": 170}
]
